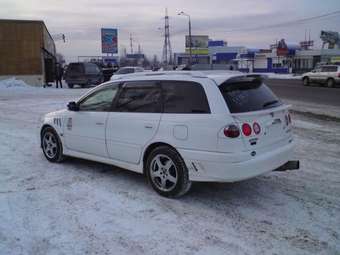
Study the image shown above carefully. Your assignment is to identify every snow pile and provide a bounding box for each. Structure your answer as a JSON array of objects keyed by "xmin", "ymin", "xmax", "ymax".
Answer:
[
  {"xmin": 0, "ymin": 77, "xmax": 32, "ymax": 89},
  {"xmin": 255, "ymin": 73, "xmax": 302, "ymax": 80}
]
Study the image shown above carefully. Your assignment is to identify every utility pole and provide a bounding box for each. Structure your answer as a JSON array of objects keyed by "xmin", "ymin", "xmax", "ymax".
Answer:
[
  {"xmin": 162, "ymin": 8, "xmax": 173, "ymax": 67},
  {"xmin": 178, "ymin": 11, "xmax": 192, "ymax": 67},
  {"xmin": 129, "ymin": 33, "xmax": 133, "ymax": 54}
]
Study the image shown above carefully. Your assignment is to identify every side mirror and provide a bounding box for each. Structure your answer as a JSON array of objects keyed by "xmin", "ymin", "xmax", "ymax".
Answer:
[
  {"xmin": 311, "ymin": 70, "xmax": 316, "ymax": 73},
  {"xmin": 67, "ymin": 101, "xmax": 79, "ymax": 111}
]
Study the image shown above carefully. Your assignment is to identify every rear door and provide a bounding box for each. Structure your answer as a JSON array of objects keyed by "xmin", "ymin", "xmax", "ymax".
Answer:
[
  {"xmin": 66, "ymin": 63, "xmax": 84, "ymax": 81},
  {"xmin": 219, "ymin": 77, "xmax": 292, "ymax": 151},
  {"xmin": 106, "ymin": 80, "xmax": 162, "ymax": 164}
]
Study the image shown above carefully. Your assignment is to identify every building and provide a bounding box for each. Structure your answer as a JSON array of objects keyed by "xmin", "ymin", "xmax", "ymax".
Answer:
[
  {"xmin": 293, "ymin": 48, "xmax": 340, "ymax": 73},
  {"xmin": 0, "ymin": 19, "xmax": 56, "ymax": 86},
  {"xmin": 237, "ymin": 40, "xmax": 297, "ymax": 74}
]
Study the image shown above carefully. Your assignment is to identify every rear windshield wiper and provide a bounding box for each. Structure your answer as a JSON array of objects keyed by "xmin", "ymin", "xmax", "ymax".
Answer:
[{"xmin": 263, "ymin": 100, "xmax": 279, "ymax": 108}]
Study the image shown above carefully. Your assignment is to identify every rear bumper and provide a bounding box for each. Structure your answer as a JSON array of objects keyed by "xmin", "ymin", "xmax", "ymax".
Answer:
[{"xmin": 179, "ymin": 141, "xmax": 296, "ymax": 182}]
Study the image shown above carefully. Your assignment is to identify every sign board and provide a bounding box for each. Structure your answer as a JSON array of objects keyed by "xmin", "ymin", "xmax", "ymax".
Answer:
[
  {"xmin": 330, "ymin": 56, "xmax": 340, "ymax": 64},
  {"xmin": 101, "ymin": 28, "xmax": 118, "ymax": 54},
  {"xmin": 185, "ymin": 48, "xmax": 209, "ymax": 55},
  {"xmin": 186, "ymin": 35, "xmax": 209, "ymax": 55}
]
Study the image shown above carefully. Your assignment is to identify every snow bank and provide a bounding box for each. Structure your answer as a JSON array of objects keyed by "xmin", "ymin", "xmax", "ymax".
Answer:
[
  {"xmin": 254, "ymin": 73, "xmax": 302, "ymax": 80},
  {"xmin": 0, "ymin": 77, "xmax": 33, "ymax": 89}
]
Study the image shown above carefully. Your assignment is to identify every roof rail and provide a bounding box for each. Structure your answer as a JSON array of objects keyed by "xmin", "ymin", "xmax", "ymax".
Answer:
[{"xmin": 112, "ymin": 70, "xmax": 208, "ymax": 80}]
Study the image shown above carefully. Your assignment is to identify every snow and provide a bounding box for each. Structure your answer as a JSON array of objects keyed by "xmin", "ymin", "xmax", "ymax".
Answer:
[
  {"xmin": 0, "ymin": 86, "xmax": 340, "ymax": 254},
  {"xmin": 0, "ymin": 77, "xmax": 33, "ymax": 89},
  {"xmin": 255, "ymin": 73, "xmax": 302, "ymax": 80}
]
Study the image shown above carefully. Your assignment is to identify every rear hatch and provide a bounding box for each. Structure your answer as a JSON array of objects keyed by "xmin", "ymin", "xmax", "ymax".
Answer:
[
  {"xmin": 65, "ymin": 63, "xmax": 85, "ymax": 80},
  {"xmin": 219, "ymin": 76, "xmax": 292, "ymax": 151}
]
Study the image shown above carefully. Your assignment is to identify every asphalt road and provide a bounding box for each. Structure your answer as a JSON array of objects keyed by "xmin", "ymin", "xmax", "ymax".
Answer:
[{"xmin": 266, "ymin": 79, "xmax": 340, "ymax": 107}]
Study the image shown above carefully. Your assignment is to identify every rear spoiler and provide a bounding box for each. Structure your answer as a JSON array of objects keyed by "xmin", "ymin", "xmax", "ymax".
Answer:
[
  {"xmin": 230, "ymin": 104, "xmax": 292, "ymax": 117},
  {"xmin": 225, "ymin": 74, "xmax": 268, "ymax": 84}
]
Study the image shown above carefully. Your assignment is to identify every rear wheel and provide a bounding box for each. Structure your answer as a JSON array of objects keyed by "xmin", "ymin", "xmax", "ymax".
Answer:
[
  {"xmin": 326, "ymin": 78, "xmax": 335, "ymax": 88},
  {"xmin": 303, "ymin": 77, "xmax": 310, "ymax": 86},
  {"xmin": 146, "ymin": 146, "xmax": 192, "ymax": 198}
]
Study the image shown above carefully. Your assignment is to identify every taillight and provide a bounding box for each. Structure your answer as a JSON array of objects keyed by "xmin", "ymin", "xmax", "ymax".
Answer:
[
  {"xmin": 242, "ymin": 123, "xmax": 252, "ymax": 136},
  {"xmin": 224, "ymin": 124, "xmax": 240, "ymax": 138},
  {"xmin": 253, "ymin": 122, "xmax": 261, "ymax": 134},
  {"xmin": 338, "ymin": 73, "xmax": 340, "ymax": 78}
]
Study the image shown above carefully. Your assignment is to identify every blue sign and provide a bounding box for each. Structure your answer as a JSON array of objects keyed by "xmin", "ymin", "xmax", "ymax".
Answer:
[{"xmin": 101, "ymin": 28, "xmax": 118, "ymax": 54}]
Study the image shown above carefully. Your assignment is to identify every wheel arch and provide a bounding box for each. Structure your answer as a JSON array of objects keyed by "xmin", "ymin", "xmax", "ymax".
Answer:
[
  {"xmin": 40, "ymin": 124, "xmax": 60, "ymax": 147},
  {"xmin": 142, "ymin": 142, "xmax": 184, "ymax": 175}
]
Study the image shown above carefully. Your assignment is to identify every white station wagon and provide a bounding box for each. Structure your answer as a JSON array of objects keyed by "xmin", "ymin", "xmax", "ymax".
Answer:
[{"xmin": 40, "ymin": 71, "xmax": 299, "ymax": 197}]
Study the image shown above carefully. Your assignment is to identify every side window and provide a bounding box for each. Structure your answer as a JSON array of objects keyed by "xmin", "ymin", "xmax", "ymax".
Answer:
[
  {"xmin": 114, "ymin": 81, "xmax": 161, "ymax": 113},
  {"xmin": 161, "ymin": 81, "xmax": 211, "ymax": 114},
  {"xmin": 78, "ymin": 84, "xmax": 119, "ymax": 111}
]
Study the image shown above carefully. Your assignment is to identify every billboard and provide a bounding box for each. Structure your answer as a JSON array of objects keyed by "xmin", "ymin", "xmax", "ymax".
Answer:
[
  {"xmin": 185, "ymin": 48, "xmax": 209, "ymax": 55},
  {"xmin": 185, "ymin": 35, "xmax": 209, "ymax": 49},
  {"xmin": 101, "ymin": 28, "xmax": 118, "ymax": 54}
]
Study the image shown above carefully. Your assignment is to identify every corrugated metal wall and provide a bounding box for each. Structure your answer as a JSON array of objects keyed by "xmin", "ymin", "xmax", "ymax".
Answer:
[{"xmin": 0, "ymin": 20, "xmax": 43, "ymax": 75}]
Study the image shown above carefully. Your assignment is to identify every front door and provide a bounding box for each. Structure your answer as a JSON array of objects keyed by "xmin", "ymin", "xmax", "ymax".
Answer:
[
  {"xmin": 64, "ymin": 84, "xmax": 119, "ymax": 157},
  {"xmin": 106, "ymin": 81, "xmax": 162, "ymax": 164}
]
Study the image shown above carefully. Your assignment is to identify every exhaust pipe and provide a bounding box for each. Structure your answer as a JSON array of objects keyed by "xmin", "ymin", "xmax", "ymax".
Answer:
[{"xmin": 274, "ymin": 160, "xmax": 300, "ymax": 172}]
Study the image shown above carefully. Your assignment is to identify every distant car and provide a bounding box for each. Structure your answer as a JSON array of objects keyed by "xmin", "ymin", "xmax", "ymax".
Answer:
[
  {"xmin": 39, "ymin": 71, "xmax": 299, "ymax": 198},
  {"xmin": 64, "ymin": 62, "xmax": 103, "ymax": 88},
  {"xmin": 115, "ymin": 66, "xmax": 144, "ymax": 75},
  {"xmin": 302, "ymin": 65, "xmax": 340, "ymax": 88}
]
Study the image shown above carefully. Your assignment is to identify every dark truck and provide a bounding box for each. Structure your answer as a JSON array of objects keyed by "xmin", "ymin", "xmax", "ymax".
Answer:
[{"xmin": 64, "ymin": 62, "xmax": 103, "ymax": 88}]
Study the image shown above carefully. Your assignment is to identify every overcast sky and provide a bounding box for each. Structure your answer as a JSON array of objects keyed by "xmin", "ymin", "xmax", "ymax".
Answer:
[{"xmin": 1, "ymin": 0, "xmax": 340, "ymax": 62}]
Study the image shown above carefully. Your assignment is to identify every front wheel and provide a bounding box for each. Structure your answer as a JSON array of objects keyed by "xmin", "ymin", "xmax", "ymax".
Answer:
[
  {"xmin": 41, "ymin": 127, "xmax": 64, "ymax": 163},
  {"xmin": 326, "ymin": 78, "xmax": 335, "ymax": 88},
  {"xmin": 146, "ymin": 146, "xmax": 192, "ymax": 198},
  {"xmin": 303, "ymin": 77, "xmax": 310, "ymax": 86}
]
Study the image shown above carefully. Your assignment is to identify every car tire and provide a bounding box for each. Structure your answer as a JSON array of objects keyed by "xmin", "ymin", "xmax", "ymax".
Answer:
[
  {"xmin": 41, "ymin": 127, "xmax": 64, "ymax": 163},
  {"xmin": 146, "ymin": 146, "xmax": 192, "ymax": 198},
  {"xmin": 68, "ymin": 83, "xmax": 74, "ymax": 89},
  {"xmin": 303, "ymin": 77, "xmax": 310, "ymax": 86},
  {"xmin": 326, "ymin": 78, "xmax": 335, "ymax": 88}
]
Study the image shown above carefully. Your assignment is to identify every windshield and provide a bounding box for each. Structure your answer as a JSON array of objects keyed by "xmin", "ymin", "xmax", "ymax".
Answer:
[
  {"xmin": 116, "ymin": 68, "xmax": 135, "ymax": 74},
  {"xmin": 219, "ymin": 77, "xmax": 282, "ymax": 113}
]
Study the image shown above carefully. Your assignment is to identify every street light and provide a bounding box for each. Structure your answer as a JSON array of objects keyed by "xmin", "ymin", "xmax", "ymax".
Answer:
[{"xmin": 178, "ymin": 11, "xmax": 192, "ymax": 67}]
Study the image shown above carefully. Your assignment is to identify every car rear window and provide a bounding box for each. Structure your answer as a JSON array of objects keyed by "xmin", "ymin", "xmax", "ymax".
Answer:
[
  {"xmin": 85, "ymin": 64, "xmax": 100, "ymax": 74},
  {"xmin": 67, "ymin": 63, "xmax": 84, "ymax": 73},
  {"xmin": 219, "ymin": 77, "xmax": 282, "ymax": 113}
]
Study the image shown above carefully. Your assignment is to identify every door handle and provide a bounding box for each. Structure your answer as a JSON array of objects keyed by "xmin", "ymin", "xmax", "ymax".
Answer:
[
  {"xmin": 144, "ymin": 125, "xmax": 153, "ymax": 129},
  {"xmin": 96, "ymin": 122, "xmax": 104, "ymax": 126}
]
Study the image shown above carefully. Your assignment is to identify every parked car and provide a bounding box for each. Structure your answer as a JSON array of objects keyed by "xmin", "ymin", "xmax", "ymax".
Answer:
[
  {"xmin": 302, "ymin": 65, "xmax": 340, "ymax": 87},
  {"xmin": 39, "ymin": 71, "xmax": 299, "ymax": 197},
  {"xmin": 64, "ymin": 62, "xmax": 103, "ymax": 88},
  {"xmin": 115, "ymin": 66, "xmax": 144, "ymax": 75}
]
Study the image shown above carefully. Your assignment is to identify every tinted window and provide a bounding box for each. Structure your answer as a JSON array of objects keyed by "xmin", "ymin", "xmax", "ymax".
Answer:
[
  {"xmin": 162, "ymin": 81, "xmax": 210, "ymax": 114},
  {"xmin": 85, "ymin": 64, "xmax": 100, "ymax": 74},
  {"xmin": 67, "ymin": 63, "xmax": 84, "ymax": 73},
  {"xmin": 321, "ymin": 66, "xmax": 337, "ymax": 72},
  {"xmin": 79, "ymin": 85, "xmax": 119, "ymax": 111},
  {"xmin": 115, "ymin": 81, "xmax": 161, "ymax": 113},
  {"xmin": 219, "ymin": 77, "xmax": 282, "ymax": 113}
]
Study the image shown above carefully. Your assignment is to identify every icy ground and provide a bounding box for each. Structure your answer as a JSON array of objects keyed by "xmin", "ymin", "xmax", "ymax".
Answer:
[{"xmin": 0, "ymin": 86, "xmax": 339, "ymax": 255}]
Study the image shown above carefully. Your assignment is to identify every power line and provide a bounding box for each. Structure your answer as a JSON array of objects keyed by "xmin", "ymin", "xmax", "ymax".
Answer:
[{"xmin": 224, "ymin": 10, "xmax": 340, "ymax": 33}]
